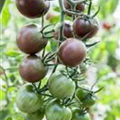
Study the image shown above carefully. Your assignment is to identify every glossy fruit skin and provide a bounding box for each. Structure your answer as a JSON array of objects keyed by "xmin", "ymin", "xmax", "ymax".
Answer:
[
  {"xmin": 64, "ymin": 0, "xmax": 85, "ymax": 12},
  {"xmin": 17, "ymin": 24, "xmax": 47, "ymax": 54},
  {"xmin": 16, "ymin": 0, "xmax": 50, "ymax": 18},
  {"xmin": 75, "ymin": 88, "xmax": 90, "ymax": 101},
  {"xmin": 25, "ymin": 110, "xmax": 44, "ymax": 120},
  {"xmin": 73, "ymin": 17, "xmax": 99, "ymax": 39},
  {"xmin": 45, "ymin": 99, "xmax": 72, "ymax": 120},
  {"xmin": 75, "ymin": 88, "xmax": 95, "ymax": 107},
  {"xmin": 54, "ymin": 22, "xmax": 73, "ymax": 39},
  {"xmin": 83, "ymin": 95, "xmax": 96, "ymax": 107},
  {"xmin": 16, "ymin": 84, "xmax": 43, "ymax": 113},
  {"xmin": 48, "ymin": 72, "xmax": 75, "ymax": 99},
  {"xmin": 58, "ymin": 38, "xmax": 87, "ymax": 67},
  {"xmin": 71, "ymin": 108, "xmax": 90, "ymax": 120},
  {"xmin": 19, "ymin": 55, "xmax": 48, "ymax": 83}
]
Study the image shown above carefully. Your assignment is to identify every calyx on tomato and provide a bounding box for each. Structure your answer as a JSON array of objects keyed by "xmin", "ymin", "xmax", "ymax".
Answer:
[
  {"xmin": 19, "ymin": 55, "xmax": 48, "ymax": 83},
  {"xmin": 58, "ymin": 38, "xmax": 87, "ymax": 67},
  {"xmin": 45, "ymin": 99, "xmax": 72, "ymax": 120},
  {"xmin": 73, "ymin": 17, "xmax": 98, "ymax": 39},
  {"xmin": 16, "ymin": 0, "xmax": 50, "ymax": 18},
  {"xmin": 16, "ymin": 84, "xmax": 43, "ymax": 113},
  {"xmin": 48, "ymin": 72, "xmax": 75, "ymax": 99},
  {"xmin": 17, "ymin": 24, "xmax": 47, "ymax": 54}
]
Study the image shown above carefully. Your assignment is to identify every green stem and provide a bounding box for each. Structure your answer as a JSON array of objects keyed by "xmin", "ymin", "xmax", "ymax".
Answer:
[
  {"xmin": 58, "ymin": 0, "xmax": 65, "ymax": 42},
  {"xmin": 0, "ymin": 0, "xmax": 6, "ymax": 13},
  {"xmin": 88, "ymin": 0, "xmax": 92, "ymax": 15}
]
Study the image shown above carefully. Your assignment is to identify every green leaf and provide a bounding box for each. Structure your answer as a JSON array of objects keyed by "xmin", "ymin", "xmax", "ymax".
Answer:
[
  {"xmin": 0, "ymin": 0, "xmax": 11, "ymax": 27},
  {"xmin": 0, "ymin": 89, "xmax": 6, "ymax": 100},
  {"xmin": 5, "ymin": 50, "xmax": 20, "ymax": 57},
  {"xmin": 5, "ymin": 117, "xmax": 13, "ymax": 120},
  {"xmin": 0, "ymin": 0, "xmax": 6, "ymax": 13},
  {"xmin": 99, "ymin": 0, "xmax": 119, "ymax": 18}
]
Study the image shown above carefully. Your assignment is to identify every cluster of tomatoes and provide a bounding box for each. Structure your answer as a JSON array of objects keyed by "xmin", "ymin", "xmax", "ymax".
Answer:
[{"xmin": 15, "ymin": 0, "xmax": 99, "ymax": 120}]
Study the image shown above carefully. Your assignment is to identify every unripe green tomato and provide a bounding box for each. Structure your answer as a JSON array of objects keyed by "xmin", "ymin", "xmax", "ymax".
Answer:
[
  {"xmin": 48, "ymin": 72, "xmax": 76, "ymax": 99},
  {"xmin": 16, "ymin": 84, "xmax": 43, "ymax": 113},
  {"xmin": 83, "ymin": 95, "xmax": 96, "ymax": 107},
  {"xmin": 71, "ymin": 108, "xmax": 91, "ymax": 120},
  {"xmin": 75, "ymin": 88, "xmax": 91, "ymax": 101},
  {"xmin": 25, "ymin": 110, "xmax": 44, "ymax": 120},
  {"xmin": 45, "ymin": 99, "xmax": 72, "ymax": 120}
]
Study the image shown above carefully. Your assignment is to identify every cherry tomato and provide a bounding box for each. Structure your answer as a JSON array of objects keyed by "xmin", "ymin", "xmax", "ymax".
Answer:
[
  {"xmin": 48, "ymin": 72, "xmax": 75, "ymax": 99},
  {"xmin": 19, "ymin": 55, "xmax": 48, "ymax": 83},
  {"xmin": 45, "ymin": 99, "xmax": 72, "ymax": 120},
  {"xmin": 16, "ymin": 0, "xmax": 50, "ymax": 18},
  {"xmin": 75, "ymin": 88, "xmax": 96, "ymax": 107},
  {"xmin": 71, "ymin": 108, "xmax": 91, "ymax": 120},
  {"xmin": 17, "ymin": 24, "xmax": 47, "ymax": 54},
  {"xmin": 54, "ymin": 22, "xmax": 74, "ymax": 39},
  {"xmin": 16, "ymin": 84, "xmax": 43, "ymax": 113},
  {"xmin": 102, "ymin": 22, "xmax": 112, "ymax": 30},
  {"xmin": 58, "ymin": 38, "xmax": 87, "ymax": 67},
  {"xmin": 73, "ymin": 17, "xmax": 98, "ymax": 39},
  {"xmin": 25, "ymin": 110, "xmax": 44, "ymax": 120},
  {"xmin": 64, "ymin": 0, "xmax": 85, "ymax": 12}
]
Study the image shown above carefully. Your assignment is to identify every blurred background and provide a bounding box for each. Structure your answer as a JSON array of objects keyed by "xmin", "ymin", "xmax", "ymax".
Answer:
[{"xmin": 0, "ymin": 0, "xmax": 120, "ymax": 120}]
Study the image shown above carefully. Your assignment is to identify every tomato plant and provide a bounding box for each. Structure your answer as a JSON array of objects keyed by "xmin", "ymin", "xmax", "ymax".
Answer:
[{"xmin": 0, "ymin": 0, "xmax": 105, "ymax": 119}]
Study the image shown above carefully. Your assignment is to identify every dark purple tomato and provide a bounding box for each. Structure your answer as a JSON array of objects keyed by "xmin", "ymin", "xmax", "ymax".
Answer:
[
  {"xmin": 17, "ymin": 24, "xmax": 47, "ymax": 54},
  {"xmin": 16, "ymin": 0, "xmax": 50, "ymax": 18},
  {"xmin": 54, "ymin": 22, "xmax": 74, "ymax": 39},
  {"xmin": 58, "ymin": 38, "xmax": 87, "ymax": 67},
  {"xmin": 64, "ymin": 0, "xmax": 85, "ymax": 12},
  {"xmin": 19, "ymin": 55, "xmax": 48, "ymax": 83},
  {"xmin": 73, "ymin": 17, "xmax": 99, "ymax": 39}
]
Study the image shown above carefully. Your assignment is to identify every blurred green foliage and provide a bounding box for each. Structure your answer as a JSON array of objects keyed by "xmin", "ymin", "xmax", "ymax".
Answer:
[{"xmin": 0, "ymin": 0, "xmax": 120, "ymax": 120}]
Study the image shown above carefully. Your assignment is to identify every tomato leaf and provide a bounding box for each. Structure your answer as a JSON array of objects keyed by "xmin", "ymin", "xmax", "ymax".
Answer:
[
  {"xmin": 99, "ymin": 0, "xmax": 119, "ymax": 18},
  {"xmin": 0, "ymin": 0, "xmax": 11, "ymax": 27},
  {"xmin": 5, "ymin": 117, "xmax": 13, "ymax": 120}
]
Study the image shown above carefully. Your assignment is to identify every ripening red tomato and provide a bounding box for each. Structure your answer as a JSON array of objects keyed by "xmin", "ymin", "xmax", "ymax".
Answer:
[{"xmin": 102, "ymin": 22, "xmax": 112, "ymax": 30}]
